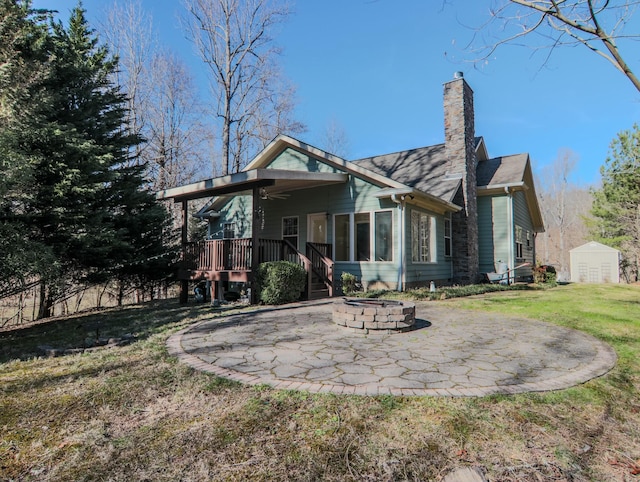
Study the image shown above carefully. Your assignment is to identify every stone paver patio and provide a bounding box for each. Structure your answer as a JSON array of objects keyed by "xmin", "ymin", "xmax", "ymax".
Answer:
[{"xmin": 167, "ymin": 299, "xmax": 617, "ymax": 397}]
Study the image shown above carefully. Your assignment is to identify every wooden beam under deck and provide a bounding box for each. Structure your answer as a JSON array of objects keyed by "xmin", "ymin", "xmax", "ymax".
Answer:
[{"xmin": 179, "ymin": 270, "xmax": 252, "ymax": 283}]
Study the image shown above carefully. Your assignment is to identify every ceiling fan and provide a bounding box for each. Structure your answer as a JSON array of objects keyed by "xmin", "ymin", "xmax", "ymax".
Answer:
[{"xmin": 259, "ymin": 188, "xmax": 290, "ymax": 200}]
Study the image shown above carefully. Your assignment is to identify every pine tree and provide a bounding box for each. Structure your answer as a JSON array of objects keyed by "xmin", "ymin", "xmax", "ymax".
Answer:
[
  {"xmin": 0, "ymin": 0, "xmax": 53, "ymax": 296},
  {"xmin": 4, "ymin": 5, "xmax": 172, "ymax": 317},
  {"xmin": 591, "ymin": 124, "xmax": 640, "ymax": 282}
]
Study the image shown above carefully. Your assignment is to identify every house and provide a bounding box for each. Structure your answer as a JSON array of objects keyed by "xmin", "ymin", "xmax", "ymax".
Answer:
[
  {"xmin": 570, "ymin": 241, "xmax": 620, "ymax": 283},
  {"xmin": 157, "ymin": 72, "xmax": 544, "ymax": 302}
]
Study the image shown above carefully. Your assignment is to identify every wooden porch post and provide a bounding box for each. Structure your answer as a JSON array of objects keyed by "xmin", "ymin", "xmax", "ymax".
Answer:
[
  {"xmin": 180, "ymin": 199, "xmax": 189, "ymax": 304},
  {"xmin": 251, "ymin": 187, "xmax": 260, "ymax": 304}
]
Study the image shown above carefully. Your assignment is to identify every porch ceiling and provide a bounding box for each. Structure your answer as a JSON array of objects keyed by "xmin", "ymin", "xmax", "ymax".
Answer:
[{"xmin": 156, "ymin": 169, "xmax": 349, "ymax": 203}]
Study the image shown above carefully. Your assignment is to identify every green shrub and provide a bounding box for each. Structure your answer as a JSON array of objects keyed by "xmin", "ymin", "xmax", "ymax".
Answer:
[
  {"xmin": 533, "ymin": 264, "xmax": 557, "ymax": 285},
  {"xmin": 340, "ymin": 272, "xmax": 360, "ymax": 295},
  {"xmin": 255, "ymin": 261, "xmax": 307, "ymax": 305}
]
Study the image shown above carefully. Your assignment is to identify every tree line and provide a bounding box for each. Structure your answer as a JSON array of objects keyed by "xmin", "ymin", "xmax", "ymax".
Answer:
[{"xmin": 0, "ymin": 1, "xmax": 174, "ymax": 318}]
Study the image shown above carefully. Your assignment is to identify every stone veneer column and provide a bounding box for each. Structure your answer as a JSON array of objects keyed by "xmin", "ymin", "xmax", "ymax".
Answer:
[{"xmin": 443, "ymin": 73, "xmax": 479, "ymax": 284}]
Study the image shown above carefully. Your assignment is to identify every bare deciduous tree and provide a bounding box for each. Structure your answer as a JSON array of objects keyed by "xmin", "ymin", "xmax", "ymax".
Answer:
[
  {"xmin": 183, "ymin": 0, "xmax": 303, "ymax": 175},
  {"xmin": 101, "ymin": 0, "xmax": 211, "ymax": 239},
  {"xmin": 318, "ymin": 117, "xmax": 351, "ymax": 159},
  {"xmin": 101, "ymin": 0, "xmax": 155, "ymax": 161},
  {"xmin": 467, "ymin": 0, "xmax": 640, "ymax": 92},
  {"xmin": 537, "ymin": 148, "xmax": 593, "ymax": 275},
  {"xmin": 101, "ymin": 1, "xmax": 210, "ymax": 187},
  {"xmin": 146, "ymin": 51, "xmax": 210, "ymax": 191}
]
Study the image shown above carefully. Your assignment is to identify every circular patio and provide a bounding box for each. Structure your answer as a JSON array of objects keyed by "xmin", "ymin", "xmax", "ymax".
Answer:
[{"xmin": 167, "ymin": 299, "xmax": 617, "ymax": 397}]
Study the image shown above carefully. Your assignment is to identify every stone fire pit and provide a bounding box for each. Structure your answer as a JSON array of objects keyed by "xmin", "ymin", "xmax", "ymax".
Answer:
[{"xmin": 333, "ymin": 298, "xmax": 416, "ymax": 334}]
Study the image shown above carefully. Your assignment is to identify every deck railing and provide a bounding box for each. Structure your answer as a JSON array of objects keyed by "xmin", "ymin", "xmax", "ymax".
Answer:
[
  {"xmin": 182, "ymin": 238, "xmax": 316, "ymax": 272},
  {"xmin": 183, "ymin": 239, "xmax": 252, "ymax": 272},
  {"xmin": 181, "ymin": 238, "xmax": 334, "ymax": 298}
]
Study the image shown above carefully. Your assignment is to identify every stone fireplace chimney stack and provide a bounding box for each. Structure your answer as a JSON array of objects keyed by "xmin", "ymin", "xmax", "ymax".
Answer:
[{"xmin": 443, "ymin": 72, "xmax": 479, "ymax": 283}]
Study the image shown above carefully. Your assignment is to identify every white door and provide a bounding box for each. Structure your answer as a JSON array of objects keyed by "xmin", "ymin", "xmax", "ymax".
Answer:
[{"xmin": 308, "ymin": 213, "xmax": 327, "ymax": 244}]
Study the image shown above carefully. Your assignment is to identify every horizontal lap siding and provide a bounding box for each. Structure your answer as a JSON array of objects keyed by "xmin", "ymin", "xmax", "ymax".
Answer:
[
  {"xmin": 513, "ymin": 191, "xmax": 535, "ymax": 278},
  {"xmin": 405, "ymin": 209, "xmax": 452, "ymax": 285},
  {"xmin": 210, "ymin": 149, "xmax": 405, "ymax": 290},
  {"xmin": 327, "ymin": 176, "xmax": 401, "ymax": 290},
  {"xmin": 209, "ymin": 195, "xmax": 253, "ymax": 238},
  {"xmin": 478, "ymin": 195, "xmax": 509, "ymax": 274},
  {"xmin": 267, "ymin": 148, "xmax": 339, "ymax": 173}
]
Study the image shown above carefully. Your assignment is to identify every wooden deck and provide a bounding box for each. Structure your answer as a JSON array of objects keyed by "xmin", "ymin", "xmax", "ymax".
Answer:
[{"xmin": 179, "ymin": 238, "xmax": 334, "ymax": 300}]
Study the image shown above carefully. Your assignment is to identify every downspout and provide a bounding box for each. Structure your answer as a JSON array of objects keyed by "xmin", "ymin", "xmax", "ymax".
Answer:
[
  {"xmin": 391, "ymin": 194, "xmax": 406, "ymax": 291},
  {"xmin": 505, "ymin": 186, "xmax": 514, "ymax": 284}
]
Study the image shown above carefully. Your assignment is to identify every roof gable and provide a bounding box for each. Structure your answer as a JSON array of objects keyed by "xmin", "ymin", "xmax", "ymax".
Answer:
[
  {"xmin": 248, "ymin": 135, "xmax": 461, "ymax": 213},
  {"xmin": 245, "ymin": 135, "xmax": 405, "ymax": 190},
  {"xmin": 476, "ymin": 153, "xmax": 528, "ymax": 188},
  {"xmin": 476, "ymin": 153, "xmax": 544, "ymax": 232}
]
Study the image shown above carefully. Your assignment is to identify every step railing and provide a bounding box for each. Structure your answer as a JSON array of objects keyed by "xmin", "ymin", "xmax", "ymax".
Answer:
[{"xmin": 306, "ymin": 242, "xmax": 334, "ymax": 297}]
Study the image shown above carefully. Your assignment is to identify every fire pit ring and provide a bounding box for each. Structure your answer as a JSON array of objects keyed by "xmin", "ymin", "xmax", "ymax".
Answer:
[{"xmin": 333, "ymin": 298, "xmax": 416, "ymax": 334}]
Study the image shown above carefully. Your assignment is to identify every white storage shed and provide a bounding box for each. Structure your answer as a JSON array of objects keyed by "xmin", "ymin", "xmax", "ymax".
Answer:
[{"xmin": 569, "ymin": 241, "xmax": 620, "ymax": 283}]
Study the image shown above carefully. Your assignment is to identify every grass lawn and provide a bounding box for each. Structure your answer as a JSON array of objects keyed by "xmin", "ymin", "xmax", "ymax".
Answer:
[{"xmin": 1, "ymin": 283, "xmax": 639, "ymax": 481}]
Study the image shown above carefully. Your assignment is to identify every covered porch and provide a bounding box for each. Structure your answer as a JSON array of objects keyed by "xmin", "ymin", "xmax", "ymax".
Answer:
[{"xmin": 156, "ymin": 167, "xmax": 348, "ymax": 303}]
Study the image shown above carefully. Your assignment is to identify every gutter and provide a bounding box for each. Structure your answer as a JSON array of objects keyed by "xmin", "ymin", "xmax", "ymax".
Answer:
[
  {"xmin": 391, "ymin": 193, "xmax": 406, "ymax": 292},
  {"xmin": 505, "ymin": 186, "xmax": 515, "ymax": 284}
]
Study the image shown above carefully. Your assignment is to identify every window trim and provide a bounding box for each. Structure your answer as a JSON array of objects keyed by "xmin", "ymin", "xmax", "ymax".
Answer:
[
  {"xmin": 411, "ymin": 209, "xmax": 437, "ymax": 264},
  {"xmin": 334, "ymin": 213, "xmax": 352, "ymax": 262},
  {"xmin": 333, "ymin": 210, "xmax": 394, "ymax": 263},
  {"xmin": 444, "ymin": 212, "xmax": 452, "ymax": 258},
  {"xmin": 374, "ymin": 210, "xmax": 394, "ymax": 262},
  {"xmin": 282, "ymin": 216, "xmax": 299, "ymax": 249},
  {"xmin": 515, "ymin": 225, "xmax": 524, "ymax": 259}
]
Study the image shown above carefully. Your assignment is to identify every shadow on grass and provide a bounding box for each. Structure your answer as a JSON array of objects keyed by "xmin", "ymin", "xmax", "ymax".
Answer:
[{"xmin": 0, "ymin": 298, "xmax": 219, "ymax": 363}]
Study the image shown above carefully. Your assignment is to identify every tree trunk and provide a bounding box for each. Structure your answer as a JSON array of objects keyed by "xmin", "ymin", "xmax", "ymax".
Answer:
[{"xmin": 37, "ymin": 282, "xmax": 53, "ymax": 320}]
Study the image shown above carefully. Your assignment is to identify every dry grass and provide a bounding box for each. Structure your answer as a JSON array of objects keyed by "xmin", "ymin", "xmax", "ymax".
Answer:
[{"xmin": 1, "ymin": 284, "xmax": 639, "ymax": 481}]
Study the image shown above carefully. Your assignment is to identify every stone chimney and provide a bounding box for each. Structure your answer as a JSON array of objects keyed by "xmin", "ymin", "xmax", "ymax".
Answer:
[{"xmin": 443, "ymin": 72, "xmax": 479, "ymax": 283}]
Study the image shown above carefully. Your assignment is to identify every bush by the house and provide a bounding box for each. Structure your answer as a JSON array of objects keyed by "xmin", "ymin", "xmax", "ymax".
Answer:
[
  {"xmin": 255, "ymin": 261, "xmax": 307, "ymax": 305},
  {"xmin": 533, "ymin": 264, "xmax": 557, "ymax": 285},
  {"xmin": 340, "ymin": 272, "xmax": 360, "ymax": 295}
]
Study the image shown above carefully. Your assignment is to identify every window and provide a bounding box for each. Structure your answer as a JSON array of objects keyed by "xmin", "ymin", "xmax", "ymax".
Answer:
[
  {"xmin": 375, "ymin": 211, "xmax": 393, "ymax": 261},
  {"xmin": 444, "ymin": 213, "xmax": 452, "ymax": 258},
  {"xmin": 411, "ymin": 211, "xmax": 436, "ymax": 262},
  {"xmin": 355, "ymin": 213, "xmax": 370, "ymax": 261},
  {"xmin": 515, "ymin": 225, "xmax": 524, "ymax": 259},
  {"xmin": 223, "ymin": 222, "xmax": 236, "ymax": 239},
  {"xmin": 334, "ymin": 211, "xmax": 393, "ymax": 262},
  {"xmin": 335, "ymin": 214, "xmax": 350, "ymax": 261},
  {"xmin": 282, "ymin": 217, "xmax": 299, "ymax": 249}
]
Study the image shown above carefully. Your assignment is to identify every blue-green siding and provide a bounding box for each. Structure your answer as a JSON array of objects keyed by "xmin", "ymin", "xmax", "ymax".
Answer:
[
  {"xmin": 404, "ymin": 207, "xmax": 453, "ymax": 286},
  {"xmin": 207, "ymin": 146, "xmax": 540, "ymax": 290},
  {"xmin": 478, "ymin": 195, "xmax": 509, "ymax": 274},
  {"xmin": 478, "ymin": 191, "xmax": 535, "ymax": 280},
  {"xmin": 209, "ymin": 148, "xmax": 412, "ymax": 290},
  {"xmin": 512, "ymin": 191, "xmax": 535, "ymax": 278},
  {"xmin": 267, "ymin": 147, "xmax": 340, "ymax": 173}
]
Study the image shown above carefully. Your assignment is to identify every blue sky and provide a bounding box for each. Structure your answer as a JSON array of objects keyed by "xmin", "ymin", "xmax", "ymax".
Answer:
[{"xmin": 34, "ymin": 0, "xmax": 640, "ymax": 186}]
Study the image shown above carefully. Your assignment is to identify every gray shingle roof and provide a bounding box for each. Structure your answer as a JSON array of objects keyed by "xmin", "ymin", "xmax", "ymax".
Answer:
[
  {"xmin": 352, "ymin": 143, "xmax": 461, "ymax": 202},
  {"xmin": 352, "ymin": 142, "xmax": 529, "ymax": 203},
  {"xmin": 476, "ymin": 153, "xmax": 528, "ymax": 187}
]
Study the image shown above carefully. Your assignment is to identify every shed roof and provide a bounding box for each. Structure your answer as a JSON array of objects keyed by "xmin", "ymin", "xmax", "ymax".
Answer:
[{"xmin": 570, "ymin": 241, "xmax": 620, "ymax": 253}]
